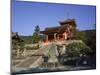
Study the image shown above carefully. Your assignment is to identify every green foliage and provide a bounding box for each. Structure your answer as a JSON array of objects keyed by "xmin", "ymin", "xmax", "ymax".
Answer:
[
  {"xmin": 20, "ymin": 35, "xmax": 44, "ymax": 44},
  {"xmin": 33, "ymin": 25, "xmax": 41, "ymax": 43},
  {"xmin": 71, "ymin": 28, "xmax": 85, "ymax": 40},
  {"xmin": 12, "ymin": 43, "xmax": 18, "ymax": 50},
  {"xmin": 65, "ymin": 42, "xmax": 92, "ymax": 57},
  {"xmin": 25, "ymin": 45, "xmax": 39, "ymax": 50},
  {"xmin": 12, "ymin": 37, "xmax": 25, "ymax": 51},
  {"xmin": 81, "ymin": 30, "xmax": 96, "ymax": 53},
  {"xmin": 20, "ymin": 42, "xmax": 25, "ymax": 50},
  {"xmin": 72, "ymin": 29, "xmax": 96, "ymax": 53},
  {"xmin": 12, "ymin": 40, "xmax": 19, "ymax": 50},
  {"xmin": 21, "ymin": 36, "xmax": 33, "ymax": 44}
]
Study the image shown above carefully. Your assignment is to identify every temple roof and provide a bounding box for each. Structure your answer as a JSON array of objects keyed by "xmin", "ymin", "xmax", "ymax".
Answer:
[
  {"xmin": 40, "ymin": 18, "xmax": 77, "ymax": 34},
  {"xmin": 40, "ymin": 26, "xmax": 60, "ymax": 34},
  {"xmin": 40, "ymin": 25, "xmax": 68, "ymax": 34},
  {"xmin": 59, "ymin": 19, "xmax": 75, "ymax": 23},
  {"xmin": 59, "ymin": 19, "xmax": 76, "ymax": 27}
]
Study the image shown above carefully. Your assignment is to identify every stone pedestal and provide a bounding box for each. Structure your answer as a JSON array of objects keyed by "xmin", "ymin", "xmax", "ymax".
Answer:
[{"xmin": 48, "ymin": 44, "xmax": 59, "ymax": 65}]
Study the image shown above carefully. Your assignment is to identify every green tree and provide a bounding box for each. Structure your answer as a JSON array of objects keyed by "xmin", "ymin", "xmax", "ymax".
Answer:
[
  {"xmin": 80, "ymin": 29, "xmax": 96, "ymax": 53},
  {"xmin": 71, "ymin": 27, "xmax": 85, "ymax": 40},
  {"xmin": 33, "ymin": 25, "xmax": 41, "ymax": 43},
  {"xmin": 65, "ymin": 42, "xmax": 92, "ymax": 57}
]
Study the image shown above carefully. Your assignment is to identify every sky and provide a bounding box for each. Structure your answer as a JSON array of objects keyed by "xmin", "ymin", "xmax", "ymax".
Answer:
[{"xmin": 12, "ymin": 0, "xmax": 96, "ymax": 36}]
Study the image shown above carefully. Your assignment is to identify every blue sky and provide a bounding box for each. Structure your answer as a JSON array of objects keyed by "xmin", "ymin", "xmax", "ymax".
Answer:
[{"xmin": 12, "ymin": 0, "xmax": 96, "ymax": 36}]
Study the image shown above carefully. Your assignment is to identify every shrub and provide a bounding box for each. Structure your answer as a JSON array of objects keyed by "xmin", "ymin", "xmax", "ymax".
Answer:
[
  {"xmin": 65, "ymin": 42, "xmax": 92, "ymax": 57},
  {"xmin": 25, "ymin": 45, "xmax": 39, "ymax": 50}
]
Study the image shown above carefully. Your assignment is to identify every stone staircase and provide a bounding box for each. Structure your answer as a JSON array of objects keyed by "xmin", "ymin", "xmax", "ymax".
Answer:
[
  {"xmin": 13, "ymin": 40, "xmax": 83, "ymax": 71},
  {"xmin": 15, "ymin": 45, "xmax": 51, "ymax": 69}
]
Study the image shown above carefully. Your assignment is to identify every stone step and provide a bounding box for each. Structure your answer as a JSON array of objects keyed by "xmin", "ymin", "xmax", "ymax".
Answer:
[
  {"xmin": 16, "ymin": 45, "xmax": 51, "ymax": 68},
  {"xmin": 16, "ymin": 56, "xmax": 40, "ymax": 68}
]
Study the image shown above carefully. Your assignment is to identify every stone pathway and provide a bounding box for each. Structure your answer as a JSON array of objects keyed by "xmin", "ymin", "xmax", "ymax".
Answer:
[
  {"xmin": 16, "ymin": 56, "xmax": 39, "ymax": 68},
  {"xmin": 12, "ymin": 40, "xmax": 84, "ymax": 72},
  {"xmin": 15, "ymin": 45, "xmax": 51, "ymax": 68}
]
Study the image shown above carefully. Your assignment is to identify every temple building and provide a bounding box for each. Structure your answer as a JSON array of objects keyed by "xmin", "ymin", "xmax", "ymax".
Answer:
[{"xmin": 40, "ymin": 19, "xmax": 77, "ymax": 43}]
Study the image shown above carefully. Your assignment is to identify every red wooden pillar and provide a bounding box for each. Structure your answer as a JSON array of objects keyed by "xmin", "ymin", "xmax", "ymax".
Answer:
[
  {"xmin": 46, "ymin": 35, "xmax": 48, "ymax": 42},
  {"xmin": 63, "ymin": 32, "xmax": 68, "ymax": 40}
]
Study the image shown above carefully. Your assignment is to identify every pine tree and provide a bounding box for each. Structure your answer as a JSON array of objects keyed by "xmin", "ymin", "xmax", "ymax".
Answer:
[{"xmin": 33, "ymin": 25, "xmax": 40, "ymax": 43}]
